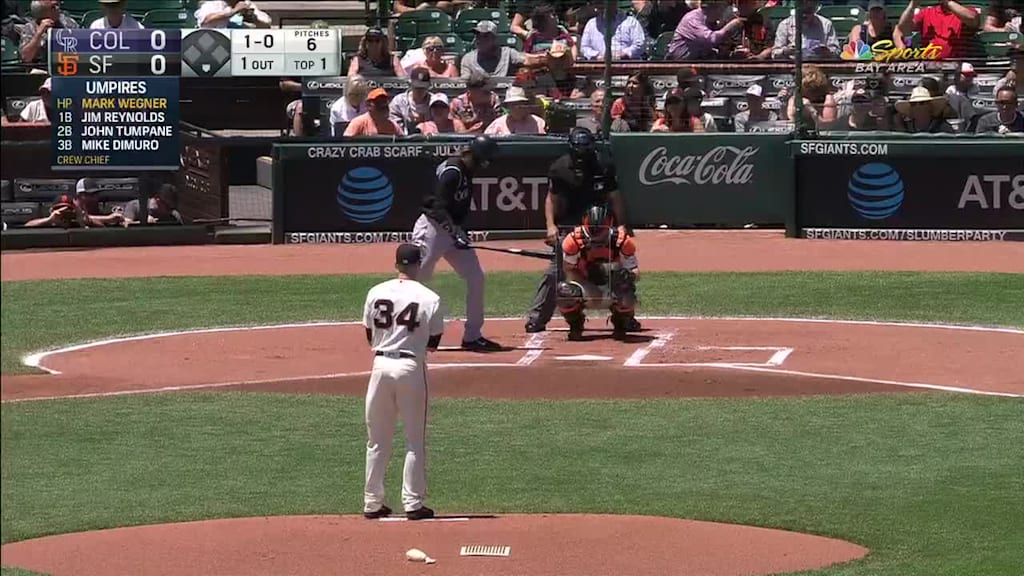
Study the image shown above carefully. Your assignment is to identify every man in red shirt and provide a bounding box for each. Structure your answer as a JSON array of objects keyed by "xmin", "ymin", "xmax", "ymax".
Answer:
[
  {"xmin": 895, "ymin": 0, "xmax": 981, "ymax": 59},
  {"xmin": 344, "ymin": 88, "xmax": 405, "ymax": 137}
]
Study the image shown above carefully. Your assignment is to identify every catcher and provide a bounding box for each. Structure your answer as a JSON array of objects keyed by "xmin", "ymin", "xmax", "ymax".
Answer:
[{"xmin": 556, "ymin": 204, "xmax": 638, "ymax": 341}]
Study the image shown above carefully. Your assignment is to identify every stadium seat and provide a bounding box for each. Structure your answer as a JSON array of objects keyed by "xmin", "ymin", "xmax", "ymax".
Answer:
[
  {"xmin": 832, "ymin": 18, "xmax": 859, "ymax": 39},
  {"xmin": 759, "ymin": 6, "xmax": 793, "ymax": 20},
  {"xmin": 454, "ymin": 7, "xmax": 510, "ymax": 38},
  {"xmin": 78, "ymin": 10, "xmax": 101, "ymax": 27},
  {"xmin": 1, "ymin": 37, "xmax": 19, "ymax": 65},
  {"xmin": 496, "ymin": 34, "xmax": 523, "ymax": 51},
  {"xmin": 651, "ymin": 31, "xmax": 673, "ymax": 60},
  {"xmin": 414, "ymin": 34, "xmax": 466, "ymax": 55},
  {"xmin": 396, "ymin": 9, "xmax": 454, "ymax": 39},
  {"xmin": 142, "ymin": 9, "xmax": 197, "ymax": 28},
  {"xmin": 818, "ymin": 5, "xmax": 861, "ymax": 19}
]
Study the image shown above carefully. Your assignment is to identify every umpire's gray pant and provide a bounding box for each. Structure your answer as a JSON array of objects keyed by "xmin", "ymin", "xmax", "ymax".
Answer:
[{"xmin": 525, "ymin": 234, "xmax": 564, "ymax": 327}]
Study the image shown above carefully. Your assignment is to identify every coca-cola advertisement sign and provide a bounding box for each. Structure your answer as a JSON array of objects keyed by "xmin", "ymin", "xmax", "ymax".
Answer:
[
  {"xmin": 611, "ymin": 134, "xmax": 790, "ymax": 226},
  {"xmin": 639, "ymin": 146, "xmax": 758, "ymax": 186}
]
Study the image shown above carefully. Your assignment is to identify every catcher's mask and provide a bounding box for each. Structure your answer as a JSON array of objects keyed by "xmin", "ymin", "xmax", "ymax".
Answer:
[
  {"xmin": 568, "ymin": 126, "xmax": 596, "ymax": 165},
  {"xmin": 581, "ymin": 204, "xmax": 614, "ymax": 242}
]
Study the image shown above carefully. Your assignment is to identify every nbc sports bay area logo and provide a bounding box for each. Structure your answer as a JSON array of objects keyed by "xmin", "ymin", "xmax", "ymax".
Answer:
[
  {"xmin": 840, "ymin": 39, "xmax": 941, "ymax": 73},
  {"xmin": 847, "ymin": 163, "xmax": 904, "ymax": 220},
  {"xmin": 337, "ymin": 167, "xmax": 394, "ymax": 224}
]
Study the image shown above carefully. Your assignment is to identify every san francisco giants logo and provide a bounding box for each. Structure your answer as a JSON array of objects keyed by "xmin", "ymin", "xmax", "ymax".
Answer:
[{"xmin": 56, "ymin": 52, "xmax": 79, "ymax": 76}]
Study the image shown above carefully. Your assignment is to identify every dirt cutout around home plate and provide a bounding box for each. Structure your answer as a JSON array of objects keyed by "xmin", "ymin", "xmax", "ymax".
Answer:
[{"xmin": 0, "ymin": 514, "xmax": 869, "ymax": 576}]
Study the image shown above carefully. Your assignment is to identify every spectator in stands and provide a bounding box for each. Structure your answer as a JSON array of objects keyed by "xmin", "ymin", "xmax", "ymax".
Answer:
[
  {"xmin": 783, "ymin": 64, "xmax": 837, "ymax": 127},
  {"xmin": 830, "ymin": 88, "xmax": 890, "ymax": 131},
  {"xmin": 461, "ymin": 20, "xmax": 545, "ymax": 78},
  {"xmin": 20, "ymin": 0, "xmax": 79, "ymax": 65},
  {"xmin": 19, "ymin": 76, "xmax": 51, "ymax": 123},
  {"xmin": 975, "ymin": 86, "xmax": 1022, "ymax": 132},
  {"xmin": 894, "ymin": 87, "xmax": 956, "ymax": 133},
  {"xmin": 420, "ymin": 36, "xmax": 458, "ymax": 77},
  {"xmin": 733, "ymin": 84, "xmax": 778, "ymax": 132},
  {"xmin": 849, "ymin": 0, "xmax": 899, "ymax": 49},
  {"xmin": 576, "ymin": 88, "xmax": 630, "ymax": 135},
  {"xmin": 451, "ymin": 70, "xmax": 502, "ymax": 133},
  {"xmin": 772, "ymin": 0, "xmax": 840, "ymax": 60},
  {"xmin": 511, "ymin": 0, "xmax": 598, "ymax": 40},
  {"xmin": 945, "ymin": 62, "xmax": 980, "ymax": 121},
  {"xmin": 2, "ymin": 0, "xmax": 28, "ymax": 43},
  {"xmin": 682, "ymin": 86, "xmax": 717, "ymax": 131},
  {"xmin": 667, "ymin": 0, "xmax": 746, "ymax": 60},
  {"xmin": 524, "ymin": 3, "xmax": 577, "ymax": 59},
  {"xmin": 25, "ymin": 179, "xmax": 123, "ymax": 228},
  {"xmin": 579, "ymin": 2, "xmax": 647, "ymax": 61},
  {"xmin": 722, "ymin": 0, "xmax": 776, "ymax": 60},
  {"xmin": 392, "ymin": 0, "xmax": 462, "ymax": 16},
  {"xmin": 122, "ymin": 183, "xmax": 184, "ymax": 225},
  {"xmin": 894, "ymin": 0, "xmax": 980, "ymax": 60},
  {"xmin": 416, "ymin": 93, "xmax": 460, "ymax": 134},
  {"xmin": 611, "ymin": 71, "xmax": 656, "ymax": 131},
  {"xmin": 485, "ymin": 86, "xmax": 547, "ymax": 134},
  {"xmin": 634, "ymin": 0, "xmax": 690, "ymax": 40},
  {"xmin": 196, "ymin": 0, "xmax": 271, "ymax": 29},
  {"xmin": 983, "ymin": 0, "xmax": 1019, "ymax": 32},
  {"xmin": 992, "ymin": 51, "xmax": 1021, "ymax": 97},
  {"xmin": 329, "ymin": 75, "xmax": 370, "ymax": 136},
  {"xmin": 534, "ymin": 42, "xmax": 593, "ymax": 99},
  {"xmin": 90, "ymin": 0, "xmax": 144, "ymax": 30},
  {"xmin": 652, "ymin": 90, "xmax": 696, "ymax": 132},
  {"xmin": 349, "ymin": 27, "xmax": 405, "ymax": 77},
  {"xmin": 672, "ymin": 66, "xmax": 702, "ymax": 96},
  {"xmin": 344, "ymin": 88, "xmax": 405, "ymax": 136},
  {"xmin": 389, "ymin": 67, "xmax": 434, "ymax": 132}
]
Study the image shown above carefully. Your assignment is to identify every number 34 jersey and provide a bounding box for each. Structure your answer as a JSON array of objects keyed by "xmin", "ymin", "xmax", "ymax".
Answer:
[{"xmin": 362, "ymin": 278, "xmax": 445, "ymax": 357}]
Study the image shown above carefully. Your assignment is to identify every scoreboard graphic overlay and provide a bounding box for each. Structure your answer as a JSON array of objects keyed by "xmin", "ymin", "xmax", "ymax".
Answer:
[
  {"xmin": 49, "ymin": 29, "xmax": 181, "ymax": 171},
  {"xmin": 48, "ymin": 28, "xmax": 340, "ymax": 171}
]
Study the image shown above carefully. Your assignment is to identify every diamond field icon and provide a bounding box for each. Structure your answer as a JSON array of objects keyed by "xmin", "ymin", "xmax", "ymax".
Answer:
[{"xmin": 181, "ymin": 29, "xmax": 231, "ymax": 77}]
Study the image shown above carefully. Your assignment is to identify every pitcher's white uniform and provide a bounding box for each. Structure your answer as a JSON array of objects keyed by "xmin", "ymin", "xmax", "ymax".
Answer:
[{"xmin": 363, "ymin": 278, "xmax": 444, "ymax": 514}]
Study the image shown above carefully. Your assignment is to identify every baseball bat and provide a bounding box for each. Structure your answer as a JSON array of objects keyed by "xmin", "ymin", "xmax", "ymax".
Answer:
[{"xmin": 471, "ymin": 245, "xmax": 555, "ymax": 260}]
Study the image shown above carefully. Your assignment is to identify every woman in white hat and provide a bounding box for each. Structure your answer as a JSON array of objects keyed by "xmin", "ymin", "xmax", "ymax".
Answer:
[
  {"xmin": 484, "ymin": 86, "xmax": 547, "ymax": 135},
  {"xmin": 894, "ymin": 86, "xmax": 956, "ymax": 134}
]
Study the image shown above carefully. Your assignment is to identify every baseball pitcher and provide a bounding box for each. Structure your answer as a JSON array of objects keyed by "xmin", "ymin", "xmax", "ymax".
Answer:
[
  {"xmin": 362, "ymin": 244, "xmax": 444, "ymax": 521},
  {"xmin": 411, "ymin": 135, "xmax": 502, "ymax": 352},
  {"xmin": 557, "ymin": 204, "xmax": 639, "ymax": 341}
]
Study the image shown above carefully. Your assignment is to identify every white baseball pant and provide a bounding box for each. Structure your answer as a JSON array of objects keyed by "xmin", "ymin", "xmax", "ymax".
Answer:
[{"xmin": 364, "ymin": 356, "xmax": 429, "ymax": 513}]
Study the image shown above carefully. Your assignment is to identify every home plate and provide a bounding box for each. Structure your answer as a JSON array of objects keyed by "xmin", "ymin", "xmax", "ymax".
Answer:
[{"xmin": 555, "ymin": 355, "xmax": 614, "ymax": 361}]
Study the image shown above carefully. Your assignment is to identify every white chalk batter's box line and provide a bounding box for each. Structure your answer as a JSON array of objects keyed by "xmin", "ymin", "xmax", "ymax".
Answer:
[{"xmin": 623, "ymin": 331, "xmax": 794, "ymax": 368}]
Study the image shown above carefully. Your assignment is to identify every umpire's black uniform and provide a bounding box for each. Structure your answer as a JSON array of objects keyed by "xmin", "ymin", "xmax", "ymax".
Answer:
[{"xmin": 524, "ymin": 129, "xmax": 620, "ymax": 332}]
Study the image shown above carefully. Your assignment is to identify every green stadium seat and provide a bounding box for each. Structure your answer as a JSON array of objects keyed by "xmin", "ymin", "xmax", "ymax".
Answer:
[
  {"xmin": 818, "ymin": 5, "xmax": 862, "ymax": 19},
  {"xmin": 977, "ymin": 31, "xmax": 1021, "ymax": 58},
  {"xmin": 760, "ymin": 5, "xmax": 793, "ymax": 20},
  {"xmin": 651, "ymin": 30, "xmax": 672, "ymax": 60},
  {"xmin": 396, "ymin": 9, "xmax": 454, "ymax": 39},
  {"xmin": 832, "ymin": 18, "xmax": 859, "ymax": 39},
  {"xmin": 496, "ymin": 33, "xmax": 523, "ymax": 51},
  {"xmin": 454, "ymin": 7, "xmax": 510, "ymax": 37},
  {"xmin": 1, "ymin": 37, "xmax": 19, "ymax": 65},
  {"xmin": 142, "ymin": 9, "xmax": 196, "ymax": 28},
  {"xmin": 414, "ymin": 34, "xmax": 465, "ymax": 55},
  {"xmin": 78, "ymin": 10, "xmax": 102, "ymax": 27}
]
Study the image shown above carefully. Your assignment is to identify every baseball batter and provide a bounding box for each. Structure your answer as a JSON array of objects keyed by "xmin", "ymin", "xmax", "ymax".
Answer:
[
  {"xmin": 411, "ymin": 135, "xmax": 502, "ymax": 352},
  {"xmin": 362, "ymin": 244, "xmax": 444, "ymax": 521},
  {"xmin": 557, "ymin": 204, "xmax": 639, "ymax": 341}
]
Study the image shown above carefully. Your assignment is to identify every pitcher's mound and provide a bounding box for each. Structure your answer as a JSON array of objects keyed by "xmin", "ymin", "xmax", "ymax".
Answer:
[{"xmin": 1, "ymin": 514, "xmax": 867, "ymax": 576}]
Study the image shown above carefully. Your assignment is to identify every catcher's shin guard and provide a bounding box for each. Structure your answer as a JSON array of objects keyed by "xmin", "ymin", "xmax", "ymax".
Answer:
[{"xmin": 557, "ymin": 281, "xmax": 586, "ymax": 340}]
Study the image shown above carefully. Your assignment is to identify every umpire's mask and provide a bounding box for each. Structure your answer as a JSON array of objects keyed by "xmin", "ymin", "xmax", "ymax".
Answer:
[{"xmin": 568, "ymin": 127, "xmax": 597, "ymax": 166}]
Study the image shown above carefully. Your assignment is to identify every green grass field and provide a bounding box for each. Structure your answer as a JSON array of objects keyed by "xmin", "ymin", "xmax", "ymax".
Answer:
[{"xmin": 2, "ymin": 272, "xmax": 1023, "ymax": 576}]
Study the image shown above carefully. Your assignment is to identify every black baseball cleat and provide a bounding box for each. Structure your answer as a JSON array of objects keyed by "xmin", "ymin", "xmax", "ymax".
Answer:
[
  {"xmin": 363, "ymin": 505, "xmax": 392, "ymax": 519},
  {"xmin": 568, "ymin": 329, "xmax": 585, "ymax": 341},
  {"xmin": 462, "ymin": 337, "xmax": 503, "ymax": 352},
  {"xmin": 524, "ymin": 321, "xmax": 546, "ymax": 333},
  {"xmin": 406, "ymin": 506, "xmax": 435, "ymax": 520},
  {"xmin": 612, "ymin": 328, "xmax": 628, "ymax": 341},
  {"xmin": 625, "ymin": 317, "xmax": 642, "ymax": 332}
]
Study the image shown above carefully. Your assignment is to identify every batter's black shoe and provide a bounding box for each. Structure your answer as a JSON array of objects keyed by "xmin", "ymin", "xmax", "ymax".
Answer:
[
  {"xmin": 363, "ymin": 505, "xmax": 392, "ymax": 519},
  {"xmin": 462, "ymin": 337, "xmax": 503, "ymax": 352},
  {"xmin": 525, "ymin": 321, "xmax": 546, "ymax": 333},
  {"xmin": 406, "ymin": 506, "xmax": 435, "ymax": 520},
  {"xmin": 568, "ymin": 328, "xmax": 585, "ymax": 341},
  {"xmin": 625, "ymin": 317, "xmax": 642, "ymax": 332}
]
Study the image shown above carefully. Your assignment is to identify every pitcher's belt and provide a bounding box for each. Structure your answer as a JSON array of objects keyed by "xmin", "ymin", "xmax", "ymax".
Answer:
[{"xmin": 375, "ymin": 350, "xmax": 416, "ymax": 359}]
